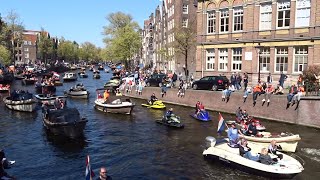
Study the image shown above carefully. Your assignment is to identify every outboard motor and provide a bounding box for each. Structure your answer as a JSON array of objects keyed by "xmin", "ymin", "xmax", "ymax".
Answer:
[{"xmin": 205, "ymin": 136, "xmax": 216, "ymax": 148}]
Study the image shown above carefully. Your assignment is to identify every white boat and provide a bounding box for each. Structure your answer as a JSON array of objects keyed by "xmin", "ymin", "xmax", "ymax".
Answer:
[
  {"xmin": 64, "ymin": 84, "xmax": 89, "ymax": 98},
  {"xmin": 203, "ymin": 137, "xmax": 304, "ymax": 179},
  {"xmin": 79, "ymin": 72, "xmax": 88, "ymax": 78},
  {"xmin": 3, "ymin": 92, "xmax": 37, "ymax": 112},
  {"xmin": 63, "ymin": 72, "xmax": 77, "ymax": 82},
  {"xmin": 34, "ymin": 94, "xmax": 67, "ymax": 104},
  {"xmin": 240, "ymin": 132, "xmax": 301, "ymax": 153},
  {"xmin": 94, "ymin": 98, "xmax": 134, "ymax": 115}
]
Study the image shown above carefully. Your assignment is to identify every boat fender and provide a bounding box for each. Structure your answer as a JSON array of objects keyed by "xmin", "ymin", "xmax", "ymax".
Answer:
[{"xmin": 205, "ymin": 136, "xmax": 216, "ymax": 148}]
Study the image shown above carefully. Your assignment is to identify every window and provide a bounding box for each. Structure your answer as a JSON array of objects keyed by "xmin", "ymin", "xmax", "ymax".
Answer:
[
  {"xmin": 183, "ymin": 4, "xmax": 188, "ymax": 14},
  {"xmin": 218, "ymin": 48, "xmax": 228, "ymax": 71},
  {"xmin": 277, "ymin": 0, "xmax": 290, "ymax": 28},
  {"xmin": 232, "ymin": 48, "xmax": 242, "ymax": 71},
  {"xmin": 207, "ymin": 11, "xmax": 216, "ymax": 34},
  {"xmin": 28, "ymin": 41, "xmax": 32, "ymax": 45},
  {"xmin": 260, "ymin": 3, "xmax": 272, "ymax": 30},
  {"xmin": 206, "ymin": 49, "xmax": 215, "ymax": 70},
  {"xmin": 182, "ymin": 18, "xmax": 188, "ymax": 27},
  {"xmin": 220, "ymin": 9, "xmax": 229, "ymax": 33},
  {"xmin": 24, "ymin": 48, "xmax": 29, "ymax": 52},
  {"xmin": 25, "ymin": 53, "xmax": 29, "ymax": 58},
  {"xmin": 259, "ymin": 48, "xmax": 270, "ymax": 72},
  {"xmin": 275, "ymin": 47, "xmax": 288, "ymax": 72},
  {"xmin": 296, "ymin": 0, "xmax": 310, "ymax": 27},
  {"xmin": 24, "ymin": 41, "xmax": 28, "ymax": 45},
  {"xmin": 233, "ymin": 8, "xmax": 243, "ymax": 31},
  {"xmin": 294, "ymin": 46, "xmax": 308, "ymax": 73}
]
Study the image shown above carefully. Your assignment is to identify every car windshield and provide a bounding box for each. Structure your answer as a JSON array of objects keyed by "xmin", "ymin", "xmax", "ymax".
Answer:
[{"xmin": 200, "ymin": 77, "xmax": 210, "ymax": 81}]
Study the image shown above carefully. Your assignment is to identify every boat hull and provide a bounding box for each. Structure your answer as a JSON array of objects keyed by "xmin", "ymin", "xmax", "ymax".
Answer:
[
  {"xmin": 3, "ymin": 97, "xmax": 37, "ymax": 112},
  {"xmin": 65, "ymin": 91, "xmax": 89, "ymax": 99},
  {"xmin": 43, "ymin": 118, "xmax": 87, "ymax": 138},
  {"xmin": 94, "ymin": 100, "xmax": 134, "ymax": 115}
]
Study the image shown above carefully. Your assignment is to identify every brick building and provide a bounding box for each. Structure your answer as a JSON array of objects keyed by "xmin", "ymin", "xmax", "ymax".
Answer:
[
  {"xmin": 196, "ymin": 0, "xmax": 319, "ymax": 86},
  {"xmin": 141, "ymin": 0, "xmax": 198, "ymax": 76}
]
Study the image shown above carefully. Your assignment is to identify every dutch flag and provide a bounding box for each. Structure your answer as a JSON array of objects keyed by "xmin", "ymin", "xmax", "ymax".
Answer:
[
  {"xmin": 85, "ymin": 155, "xmax": 94, "ymax": 180},
  {"xmin": 217, "ymin": 113, "xmax": 225, "ymax": 134}
]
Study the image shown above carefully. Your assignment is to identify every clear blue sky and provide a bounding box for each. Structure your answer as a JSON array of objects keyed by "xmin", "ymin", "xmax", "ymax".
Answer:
[{"xmin": 0, "ymin": 0, "xmax": 161, "ymax": 48}]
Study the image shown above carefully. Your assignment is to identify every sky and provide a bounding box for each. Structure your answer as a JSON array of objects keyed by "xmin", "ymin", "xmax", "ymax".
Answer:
[{"xmin": 0, "ymin": 0, "xmax": 161, "ymax": 48}]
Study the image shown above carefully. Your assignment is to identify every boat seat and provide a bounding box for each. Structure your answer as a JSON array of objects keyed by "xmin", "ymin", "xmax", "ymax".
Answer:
[{"xmin": 111, "ymin": 99, "xmax": 122, "ymax": 105}]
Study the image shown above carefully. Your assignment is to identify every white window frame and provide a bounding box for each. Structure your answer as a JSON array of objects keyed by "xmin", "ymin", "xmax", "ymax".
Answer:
[
  {"xmin": 293, "ymin": 46, "xmax": 308, "ymax": 73},
  {"xmin": 182, "ymin": 18, "xmax": 188, "ymax": 28},
  {"xmin": 218, "ymin": 48, "xmax": 228, "ymax": 71},
  {"xmin": 25, "ymin": 53, "xmax": 29, "ymax": 58},
  {"xmin": 232, "ymin": 48, "xmax": 242, "ymax": 71},
  {"xmin": 207, "ymin": 10, "xmax": 216, "ymax": 34},
  {"xmin": 259, "ymin": 3, "xmax": 272, "ymax": 30},
  {"xmin": 295, "ymin": 0, "xmax": 311, "ymax": 27},
  {"xmin": 277, "ymin": 0, "xmax": 291, "ymax": 28},
  {"xmin": 233, "ymin": 7, "xmax": 243, "ymax": 32},
  {"xmin": 259, "ymin": 48, "xmax": 271, "ymax": 72},
  {"xmin": 183, "ymin": 4, "xmax": 188, "ymax": 14},
  {"xmin": 206, "ymin": 49, "xmax": 215, "ymax": 71},
  {"xmin": 275, "ymin": 47, "xmax": 288, "ymax": 72},
  {"xmin": 220, "ymin": 9, "xmax": 229, "ymax": 33},
  {"xmin": 24, "ymin": 48, "xmax": 29, "ymax": 52}
]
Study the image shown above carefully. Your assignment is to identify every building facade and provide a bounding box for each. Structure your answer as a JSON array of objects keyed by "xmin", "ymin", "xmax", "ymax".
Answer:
[
  {"xmin": 196, "ymin": 0, "xmax": 320, "ymax": 85},
  {"xmin": 14, "ymin": 30, "xmax": 40, "ymax": 65},
  {"xmin": 141, "ymin": 0, "xmax": 198, "ymax": 76}
]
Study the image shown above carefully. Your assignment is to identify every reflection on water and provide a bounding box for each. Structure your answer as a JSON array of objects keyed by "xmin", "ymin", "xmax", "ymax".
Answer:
[{"xmin": 0, "ymin": 69, "xmax": 320, "ymax": 179}]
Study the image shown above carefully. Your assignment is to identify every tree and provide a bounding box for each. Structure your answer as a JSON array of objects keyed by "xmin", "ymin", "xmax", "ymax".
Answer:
[
  {"xmin": 174, "ymin": 25, "xmax": 196, "ymax": 80},
  {"xmin": 37, "ymin": 28, "xmax": 53, "ymax": 65},
  {"xmin": 303, "ymin": 65, "xmax": 320, "ymax": 84},
  {"xmin": 78, "ymin": 42, "xmax": 99, "ymax": 63},
  {"xmin": 102, "ymin": 12, "xmax": 141, "ymax": 69},
  {"xmin": 0, "ymin": 45, "xmax": 11, "ymax": 65},
  {"xmin": 5, "ymin": 10, "xmax": 24, "ymax": 65},
  {"xmin": 57, "ymin": 39, "xmax": 78, "ymax": 63}
]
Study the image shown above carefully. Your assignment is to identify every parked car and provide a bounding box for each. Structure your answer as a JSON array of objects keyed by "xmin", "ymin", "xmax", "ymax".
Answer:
[
  {"xmin": 145, "ymin": 73, "xmax": 167, "ymax": 87},
  {"xmin": 192, "ymin": 76, "xmax": 229, "ymax": 91}
]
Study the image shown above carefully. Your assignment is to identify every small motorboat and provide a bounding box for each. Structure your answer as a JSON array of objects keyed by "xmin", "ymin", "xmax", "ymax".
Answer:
[
  {"xmin": 156, "ymin": 114, "xmax": 184, "ymax": 128},
  {"xmin": 64, "ymin": 84, "xmax": 89, "ymax": 99},
  {"xmin": 79, "ymin": 72, "xmax": 88, "ymax": 78},
  {"xmin": 229, "ymin": 118, "xmax": 266, "ymax": 131},
  {"xmin": 35, "ymin": 82, "xmax": 56, "ymax": 94},
  {"xmin": 63, "ymin": 72, "xmax": 77, "ymax": 82},
  {"xmin": 93, "ymin": 72, "xmax": 101, "ymax": 79},
  {"xmin": 104, "ymin": 79, "xmax": 121, "ymax": 89},
  {"xmin": 190, "ymin": 110, "xmax": 211, "ymax": 122},
  {"xmin": 203, "ymin": 136, "xmax": 304, "ymax": 179},
  {"xmin": 97, "ymin": 65, "xmax": 104, "ymax": 70},
  {"xmin": 105, "ymin": 69, "xmax": 110, "ymax": 73},
  {"xmin": 42, "ymin": 105, "xmax": 87, "ymax": 138},
  {"xmin": 141, "ymin": 100, "xmax": 166, "ymax": 109},
  {"xmin": 94, "ymin": 98, "xmax": 134, "ymax": 115},
  {"xmin": 34, "ymin": 94, "xmax": 67, "ymax": 104},
  {"xmin": 0, "ymin": 84, "xmax": 10, "ymax": 93},
  {"xmin": 22, "ymin": 77, "xmax": 37, "ymax": 85},
  {"xmin": 3, "ymin": 90, "xmax": 37, "ymax": 112}
]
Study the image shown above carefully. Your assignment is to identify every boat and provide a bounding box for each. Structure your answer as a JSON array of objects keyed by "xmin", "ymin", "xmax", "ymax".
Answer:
[
  {"xmin": 203, "ymin": 136, "xmax": 304, "ymax": 179},
  {"xmin": 35, "ymin": 82, "xmax": 56, "ymax": 94},
  {"xmin": 63, "ymin": 72, "xmax": 77, "ymax": 82},
  {"xmin": 104, "ymin": 79, "xmax": 121, "ymax": 89},
  {"xmin": 97, "ymin": 65, "xmax": 104, "ymax": 70},
  {"xmin": 190, "ymin": 110, "xmax": 211, "ymax": 121},
  {"xmin": 22, "ymin": 77, "xmax": 37, "ymax": 85},
  {"xmin": 105, "ymin": 69, "xmax": 110, "ymax": 73},
  {"xmin": 94, "ymin": 97, "xmax": 134, "ymax": 115},
  {"xmin": 141, "ymin": 100, "xmax": 166, "ymax": 109},
  {"xmin": 34, "ymin": 94, "xmax": 67, "ymax": 104},
  {"xmin": 155, "ymin": 115, "xmax": 184, "ymax": 128},
  {"xmin": 79, "ymin": 72, "xmax": 88, "ymax": 78},
  {"xmin": 70, "ymin": 65, "xmax": 77, "ymax": 70},
  {"xmin": 64, "ymin": 84, "xmax": 89, "ymax": 99},
  {"xmin": 93, "ymin": 72, "xmax": 101, "ymax": 79},
  {"xmin": 228, "ymin": 117, "xmax": 266, "ymax": 131},
  {"xmin": 0, "ymin": 84, "xmax": 10, "ymax": 93},
  {"xmin": 240, "ymin": 132, "xmax": 301, "ymax": 153},
  {"xmin": 3, "ymin": 91, "xmax": 37, "ymax": 112},
  {"xmin": 42, "ymin": 105, "xmax": 87, "ymax": 138}
]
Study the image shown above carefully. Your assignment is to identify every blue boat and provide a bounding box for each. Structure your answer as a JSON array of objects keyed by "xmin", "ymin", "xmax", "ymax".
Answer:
[{"xmin": 190, "ymin": 110, "xmax": 211, "ymax": 122}]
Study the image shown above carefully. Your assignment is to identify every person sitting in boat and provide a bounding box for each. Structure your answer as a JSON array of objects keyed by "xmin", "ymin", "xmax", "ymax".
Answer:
[
  {"xmin": 149, "ymin": 93, "xmax": 158, "ymax": 105},
  {"xmin": 115, "ymin": 88, "xmax": 122, "ymax": 96},
  {"xmin": 239, "ymin": 139, "xmax": 259, "ymax": 161},
  {"xmin": 0, "ymin": 150, "xmax": 15, "ymax": 180},
  {"xmin": 268, "ymin": 140, "xmax": 283, "ymax": 160},
  {"xmin": 195, "ymin": 101, "xmax": 201, "ymax": 114},
  {"xmin": 196, "ymin": 102, "xmax": 205, "ymax": 115},
  {"xmin": 246, "ymin": 120, "xmax": 258, "ymax": 136},
  {"xmin": 227, "ymin": 122, "xmax": 241, "ymax": 147},
  {"xmin": 103, "ymin": 90, "xmax": 110, "ymax": 103},
  {"xmin": 259, "ymin": 148, "xmax": 277, "ymax": 165},
  {"xmin": 165, "ymin": 108, "xmax": 174, "ymax": 122}
]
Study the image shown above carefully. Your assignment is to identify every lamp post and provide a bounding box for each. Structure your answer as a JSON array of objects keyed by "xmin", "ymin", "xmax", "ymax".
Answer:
[{"xmin": 255, "ymin": 46, "xmax": 262, "ymax": 83}]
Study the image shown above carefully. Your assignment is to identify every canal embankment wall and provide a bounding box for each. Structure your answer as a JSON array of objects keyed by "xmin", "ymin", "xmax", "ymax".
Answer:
[{"xmin": 123, "ymin": 87, "xmax": 320, "ymax": 128}]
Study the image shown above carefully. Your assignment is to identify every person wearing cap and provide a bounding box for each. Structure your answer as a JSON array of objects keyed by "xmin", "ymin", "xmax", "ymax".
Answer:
[
  {"xmin": 96, "ymin": 167, "xmax": 112, "ymax": 180},
  {"xmin": 227, "ymin": 122, "xmax": 241, "ymax": 147}
]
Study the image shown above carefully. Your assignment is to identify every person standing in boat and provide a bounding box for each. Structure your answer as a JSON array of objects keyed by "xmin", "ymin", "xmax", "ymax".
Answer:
[
  {"xmin": 239, "ymin": 139, "xmax": 259, "ymax": 161},
  {"xmin": 96, "ymin": 167, "xmax": 112, "ymax": 180},
  {"xmin": 268, "ymin": 140, "xmax": 283, "ymax": 160},
  {"xmin": 227, "ymin": 123, "xmax": 242, "ymax": 147}
]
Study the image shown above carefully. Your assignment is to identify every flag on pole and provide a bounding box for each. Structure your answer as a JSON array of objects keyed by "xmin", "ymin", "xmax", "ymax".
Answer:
[
  {"xmin": 217, "ymin": 113, "xmax": 225, "ymax": 134},
  {"xmin": 85, "ymin": 155, "xmax": 94, "ymax": 180}
]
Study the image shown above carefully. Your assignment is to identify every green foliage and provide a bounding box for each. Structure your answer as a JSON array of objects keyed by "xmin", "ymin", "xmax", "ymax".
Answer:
[
  {"xmin": 303, "ymin": 65, "xmax": 320, "ymax": 83},
  {"xmin": 37, "ymin": 28, "xmax": 53, "ymax": 64},
  {"xmin": 0, "ymin": 45, "xmax": 11, "ymax": 65},
  {"xmin": 157, "ymin": 47, "xmax": 174, "ymax": 62},
  {"xmin": 57, "ymin": 39, "xmax": 78, "ymax": 62},
  {"xmin": 79, "ymin": 42, "xmax": 100, "ymax": 62},
  {"xmin": 102, "ymin": 12, "xmax": 141, "ymax": 66}
]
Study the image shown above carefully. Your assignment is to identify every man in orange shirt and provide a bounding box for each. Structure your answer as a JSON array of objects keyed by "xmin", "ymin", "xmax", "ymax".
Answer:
[
  {"xmin": 252, "ymin": 83, "xmax": 262, "ymax": 106},
  {"xmin": 103, "ymin": 90, "xmax": 110, "ymax": 103}
]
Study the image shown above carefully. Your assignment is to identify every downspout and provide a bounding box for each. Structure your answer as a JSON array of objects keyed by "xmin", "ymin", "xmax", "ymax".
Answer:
[{"xmin": 201, "ymin": 0, "xmax": 205, "ymax": 78}]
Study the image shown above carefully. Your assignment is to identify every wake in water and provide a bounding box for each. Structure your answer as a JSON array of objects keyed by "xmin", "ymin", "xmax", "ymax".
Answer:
[{"xmin": 301, "ymin": 148, "xmax": 320, "ymax": 162}]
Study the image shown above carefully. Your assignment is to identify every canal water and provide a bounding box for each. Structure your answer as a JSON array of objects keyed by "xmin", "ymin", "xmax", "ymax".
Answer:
[{"xmin": 0, "ymin": 69, "xmax": 319, "ymax": 180}]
